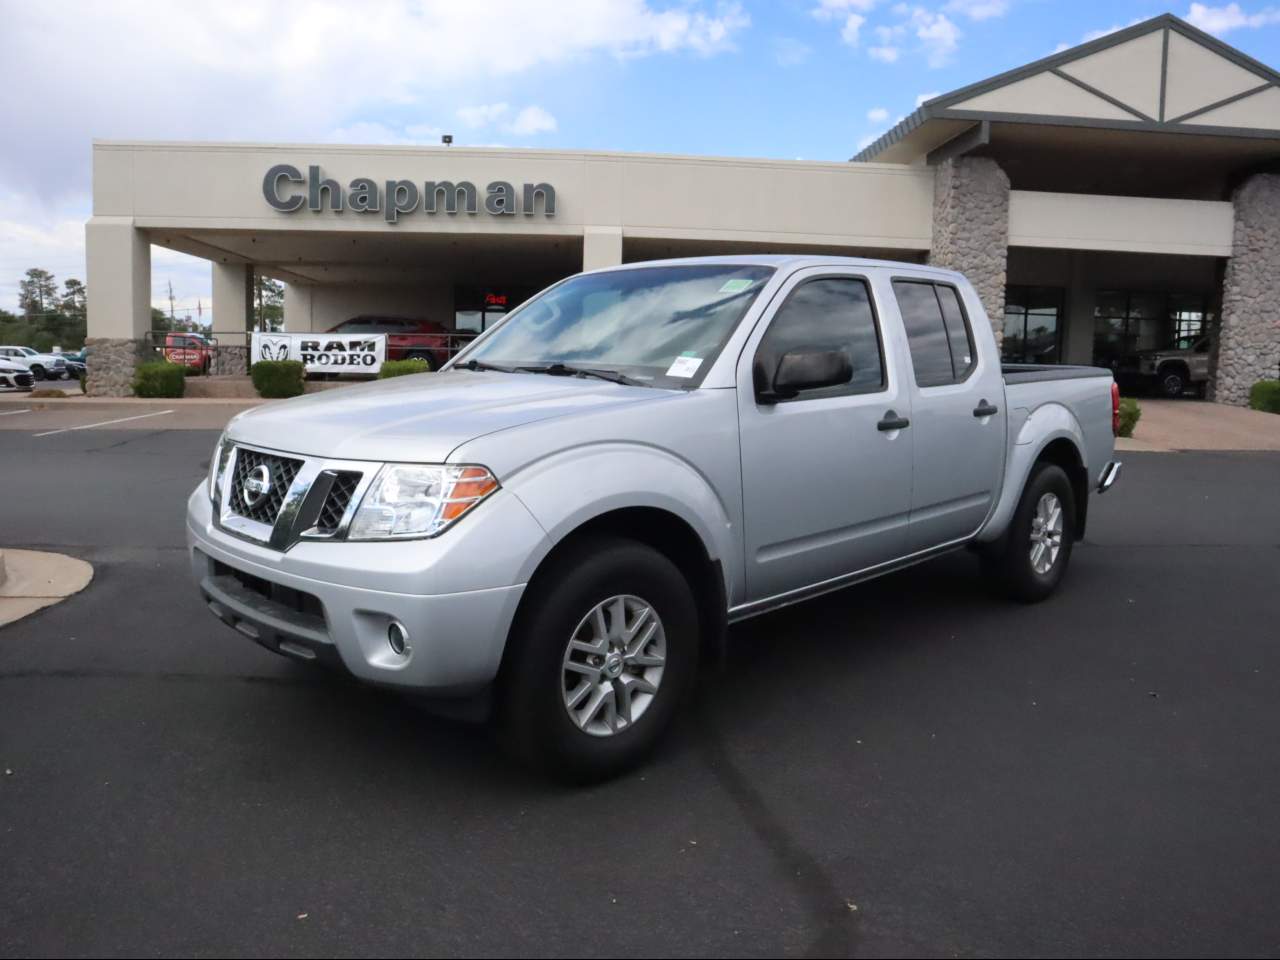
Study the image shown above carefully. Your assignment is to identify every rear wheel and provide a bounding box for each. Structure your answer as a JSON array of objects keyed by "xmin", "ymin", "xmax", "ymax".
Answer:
[
  {"xmin": 405, "ymin": 352, "xmax": 437, "ymax": 371},
  {"xmin": 498, "ymin": 536, "xmax": 699, "ymax": 781},
  {"xmin": 985, "ymin": 462, "xmax": 1076, "ymax": 603}
]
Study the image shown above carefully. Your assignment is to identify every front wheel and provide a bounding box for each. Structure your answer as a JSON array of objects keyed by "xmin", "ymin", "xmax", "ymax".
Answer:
[
  {"xmin": 1159, "ymin": 367, "xmax": 1187, "ymax": 398},
  {"xmin": 29, "ymin": 364, "xmax": 46, "ymax": 381},
  {"xmin": 498, "ymin": 537, "xmax": 699, "ymax": 781},
  {"xmin": 985, "ymin": 462, "xmax": 1076, "ymax": 603}
]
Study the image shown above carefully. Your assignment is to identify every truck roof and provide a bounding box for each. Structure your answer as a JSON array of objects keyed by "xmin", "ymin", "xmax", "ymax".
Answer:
[{"xmin": 580, "ymin": 253, "xmax": 967, "ymax": 283}]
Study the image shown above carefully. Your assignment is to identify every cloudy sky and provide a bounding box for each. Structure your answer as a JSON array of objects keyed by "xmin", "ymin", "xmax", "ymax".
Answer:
[{"xmin": 1, "ymin": 0, "xmax": 1278, "ymax": 318}]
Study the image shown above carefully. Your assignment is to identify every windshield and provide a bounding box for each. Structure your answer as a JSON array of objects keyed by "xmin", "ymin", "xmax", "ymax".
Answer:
[
  {"xmin": 1162, "ymin": 336, "xmax": 1205, "ymax": 352},
  {"xmin": 459, "ymin": 264, "xmax": 775, "ymax": 388},
  {"xmin": 18, "ymin": 347, "xmax": 36, "ymax": 356}
]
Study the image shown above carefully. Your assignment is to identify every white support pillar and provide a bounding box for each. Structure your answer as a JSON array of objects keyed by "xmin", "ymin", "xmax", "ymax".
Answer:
[
  {"xmin": 211, "ymin": 261, "xmax": 252, "ymax": 374},
  {"xmin": 583, "ymin": 227, "xmax": 623, "ymax": 272},
  {"xmin": 84, "ymin": 216, "xmax": 151, "ymax": 396},
  {"xmin": 283, "ymin": 283, "xmax": 317, "ymax": 332}
]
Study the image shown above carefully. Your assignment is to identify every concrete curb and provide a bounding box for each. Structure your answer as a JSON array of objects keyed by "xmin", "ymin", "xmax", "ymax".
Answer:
[{"xmin": 0, "ymin": 549, "xmax": 95, "ymax": 628}]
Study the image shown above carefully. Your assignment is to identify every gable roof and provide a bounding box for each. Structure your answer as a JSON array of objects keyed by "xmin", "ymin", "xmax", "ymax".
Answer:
[{"xmin": 853, "ymin": 13, "xmax": 1280, "ymax": 163}]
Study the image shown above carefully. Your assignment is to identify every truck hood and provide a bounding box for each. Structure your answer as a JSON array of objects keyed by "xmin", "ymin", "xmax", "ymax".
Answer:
[{"xmin": 225, "ymin": 370, "xmax": 678, "ymax": 462}]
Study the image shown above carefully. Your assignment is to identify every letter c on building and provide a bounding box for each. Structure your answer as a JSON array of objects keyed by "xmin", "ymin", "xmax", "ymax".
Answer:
[{"xmin": 263, "ymin": 164, "xmax": 305, "ymax": 212}]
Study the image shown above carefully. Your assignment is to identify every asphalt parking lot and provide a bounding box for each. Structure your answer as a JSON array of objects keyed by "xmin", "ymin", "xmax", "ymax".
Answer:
[{"xmin": 2, "ymin": 414, "xmax": 1279, "ymax": 958}]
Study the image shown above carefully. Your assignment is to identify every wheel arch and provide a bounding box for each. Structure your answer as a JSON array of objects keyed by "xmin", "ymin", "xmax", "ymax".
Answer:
[
  {"xmin": 501, "ymin": 505, "xmax": 729, "ymax": 677},
  {"xmin": 1034, "ymin": 436, "xmax": 1089, "ymax": 540}
]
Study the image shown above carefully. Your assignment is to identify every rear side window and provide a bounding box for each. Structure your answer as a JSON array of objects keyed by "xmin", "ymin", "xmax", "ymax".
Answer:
[
  {"xmin": 893, "ymin": 280, "xmax": 976, "ymax": 387},
  {"xmin": 754, "ymin": 277, "xmax": 885, "ymax": 400}
]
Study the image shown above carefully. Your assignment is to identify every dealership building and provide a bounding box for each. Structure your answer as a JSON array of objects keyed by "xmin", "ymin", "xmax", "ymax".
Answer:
[{"xmin": 85, "ymin": 13, "xmax": 1279, "ymax": 401}]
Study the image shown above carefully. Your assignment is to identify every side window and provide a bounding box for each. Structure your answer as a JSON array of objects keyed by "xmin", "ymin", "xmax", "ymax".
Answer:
[
  {"xmin": 893, "ymin": 280, "xmax": 976, "ymax": 387},
  {"xmin": 935, "ymin": 284, "xmax": 975, "ymax": 379},
  {"xmin": 753, "ymin": 277, "xmax": 885, "ymax": 401}
]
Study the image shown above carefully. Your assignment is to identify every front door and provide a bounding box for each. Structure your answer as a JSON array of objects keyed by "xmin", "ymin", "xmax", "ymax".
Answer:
[
  {"xmin": 738, "ymin": 269, "xmax": 913, "ymax": 603},
  {"xmin": 890, "ymin": 278, "xmax": 1006, "ymax": 553}
]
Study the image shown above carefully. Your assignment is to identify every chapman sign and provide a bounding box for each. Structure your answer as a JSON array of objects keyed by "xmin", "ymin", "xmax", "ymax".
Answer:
[
  {"xmin": 263, "ymin": 164, "xmax": 556, "ymax": 224},
  {"xmin": 251, "ymin": 332, "xmax": 388, "ymax": 374}
]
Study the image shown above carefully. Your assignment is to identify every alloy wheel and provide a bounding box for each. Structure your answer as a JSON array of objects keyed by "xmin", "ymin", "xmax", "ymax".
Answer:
[{"xmin": 1029, "ymin": 492, "xmax": 1064, "ymax": 575}]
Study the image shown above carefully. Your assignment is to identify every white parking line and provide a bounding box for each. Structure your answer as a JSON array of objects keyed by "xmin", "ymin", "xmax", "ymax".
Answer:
[
  {"xmin": 32, "ymin": 409, "xmax": 175, "ymax": 437},
  {"xmin": 0, "ymin": 408, "xmax": 32, "ymax": 417}
]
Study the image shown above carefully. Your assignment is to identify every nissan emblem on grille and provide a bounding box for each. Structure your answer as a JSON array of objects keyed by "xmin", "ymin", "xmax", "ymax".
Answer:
[{"xmin": 242, "ymin": 464, "xmax": 272, "ymax": 508}]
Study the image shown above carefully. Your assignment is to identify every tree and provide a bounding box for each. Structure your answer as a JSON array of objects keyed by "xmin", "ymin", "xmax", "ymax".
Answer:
[
  {"xmin": 255, "ymin": 275, "xmax": 285, "ymax": 332},
  {"xmin": 18, "ymin": 268, "xmax": 59, "ymax": 318},
  {"xmin": 61, "ymin": 278, "xmax": 86, "ymax": 320}
]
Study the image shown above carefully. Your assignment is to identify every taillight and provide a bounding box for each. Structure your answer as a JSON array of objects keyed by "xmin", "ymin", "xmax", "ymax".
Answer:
[{"xmin": 1111, "ymin": 381, "xmax": 1121, "ymax": 436}]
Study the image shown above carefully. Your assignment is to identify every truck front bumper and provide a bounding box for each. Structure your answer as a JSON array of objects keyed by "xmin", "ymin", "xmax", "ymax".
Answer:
[{"xmin": 187, "ymin": 487, "xmax": 539, "ymax": 694}]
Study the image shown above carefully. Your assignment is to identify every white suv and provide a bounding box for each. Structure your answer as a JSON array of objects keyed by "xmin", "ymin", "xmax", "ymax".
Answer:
[{"xmin": 0, "ymin": 345, "xmax": 67, "ymax": 380}]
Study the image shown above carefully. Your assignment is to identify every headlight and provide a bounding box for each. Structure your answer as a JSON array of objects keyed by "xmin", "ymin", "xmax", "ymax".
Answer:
[
  {"xmin": 208, "ymin": 432, "xmax": 230, "ymax": 502},
  {"xmin": 348, "ymin": 463, "xmax": 499, "ymax": 539}
]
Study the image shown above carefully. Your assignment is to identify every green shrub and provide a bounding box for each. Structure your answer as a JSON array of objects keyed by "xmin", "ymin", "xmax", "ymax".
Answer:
[
  {"xmin": 1248, "ymin": 380, "xmax": 1280, "ymax": 414},
  {"xmin": 378, "ymin": 358, "xmax": 432, "ymax": 379},
  {"xmin": 1117, "ymin": 397, "xmax": 1141, "ymax": 438},
  {"xmin": 251, "ymin": 360, "xmax": 306, "ymax": 399},
  {"xmin": 132, "ymin": 361, "xmax": 186, "ymax": 398}
]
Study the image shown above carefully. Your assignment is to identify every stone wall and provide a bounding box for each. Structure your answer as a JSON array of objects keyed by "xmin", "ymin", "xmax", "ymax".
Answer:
[
  {"xmin": 1212, "ymin": 173, "xmax": 1280, "ymax": 406},
  {"xmin": 83, "ymin": 337, "xmax": 145, "ymax": 397},
  {"xmin": 211, "ymin": 345, "xmax": 248, "ymax": 376},
  {"xmin": 928, "ymin": 157, "xmax": 1010, "ymax": 346}
]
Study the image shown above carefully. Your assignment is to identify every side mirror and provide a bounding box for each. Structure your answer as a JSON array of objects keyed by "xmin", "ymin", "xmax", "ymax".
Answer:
[{"xmin": 757, "ymin": 347, "xmax": 852, "ymax": 403}]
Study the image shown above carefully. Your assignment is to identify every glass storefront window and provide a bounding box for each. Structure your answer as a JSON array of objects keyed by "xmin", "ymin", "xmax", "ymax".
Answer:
[
  {"xmin": 1092, "ymin": 291, "xmax": 1214, "ymax": 366},
  {"xmin": 1003, "ymin": 286, "xmax": 1063, "ymax": 364}
]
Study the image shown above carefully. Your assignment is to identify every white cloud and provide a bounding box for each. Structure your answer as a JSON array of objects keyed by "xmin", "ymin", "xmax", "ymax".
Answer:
[
  {"xmin": 857, "ymin": 133, "xmax": 879, "ymax": 149},
  {"xmin": 910, "ymin": 9, "xmax": 961, "ymax": 66},
  {"xmin": 841, "ymin": 13, "xmax": 868, "ymax": 45},
  {"xmin": 812, "ymin": 0, "xmax": 878, "ymax": 18},
  {"xmin": 944, "ymin": 0, "xmax": 1010, "ymax": 20},
  {"xmin": 0, "ymin": 0, "xmax": 752, "ymax": 310},
  {"xmin": 916, "ymin": 90, "xmax": 942, "ymax": 106},
  {"xmin": 869, "ymin": 45, "xmax": 901, "ymax": 61},
  {"xmin": 1185, "ymin": 2, "xmax": 1280, "ymax": 33},
  {"xmin": 1053, "ymin": 17, "xmax": 1144, "ymax": 53},
  {"xmin": 508, "ymin": 105, "xmax": 558, "ymax": 136},
  {"xmin": 457, "ymin": 103, "xmax": 512, "ymax": 129},
  {"xmin": 867, "ymin": 106, "xmax": 891, "ymax": 122},
  {"xmin": 773, "ymin": 36, "xmax": 812, "ymax": 65}
]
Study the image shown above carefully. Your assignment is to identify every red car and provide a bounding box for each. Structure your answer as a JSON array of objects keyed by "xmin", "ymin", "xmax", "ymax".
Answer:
[
  {"xmin": 163, "ymin": 333, "xmax": 216, "ymax": 373},
  {"xmin": 327, "ymin": 316, "xmax": 462, "ymax": 370}
]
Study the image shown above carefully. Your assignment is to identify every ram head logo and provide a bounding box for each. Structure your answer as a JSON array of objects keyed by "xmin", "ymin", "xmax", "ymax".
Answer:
[{"xmin": 259, "ymin": 337, "xmax": 290, "ymax": 362}]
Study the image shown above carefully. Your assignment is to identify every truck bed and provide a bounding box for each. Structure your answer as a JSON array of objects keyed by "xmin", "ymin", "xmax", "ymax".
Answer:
[{"xmin": 1002, "ymin": 363, "xmax": 1113, "ymax": 385}]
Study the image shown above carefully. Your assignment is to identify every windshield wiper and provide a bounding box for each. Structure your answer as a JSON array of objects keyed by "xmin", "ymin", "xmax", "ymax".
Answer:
[
  {"xmin": 456, "ymin": 359, "xmax": 514, "ymax": 373},
  {"xmin": 515, "ymin": 362, "xmax": 647, "ymax": 387}
]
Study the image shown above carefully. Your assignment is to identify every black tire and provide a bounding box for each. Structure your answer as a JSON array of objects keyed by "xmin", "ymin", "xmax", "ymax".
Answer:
[
  {"xmin": 498, "ymin": 536, "xmax": 699, "ymax": 782},
  {"xmin": 405, "ymin": 352, "xmax": 436, "ymax": 371},
  {"xmin": 30, "ymin": 364, "xmax": 46, "ymax": 381},
  {"xmin": 985, "ymin": 462, "xmax": 1076, "ymax": 604},
  {"xmin": 1158, "ymin": 366, "xmax": 1187, "ymax": 398}
]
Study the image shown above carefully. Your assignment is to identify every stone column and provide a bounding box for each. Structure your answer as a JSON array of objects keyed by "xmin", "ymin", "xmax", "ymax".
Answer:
[
  {"xmin": 928, "ymin": 157, "xmax": 1010, "ymax": 347},
  {"xmin": 84, "ymin": 217, "xmax": 151, "ymax": 396},
  {"xmin": 211, "ymin": 261, "xmax": 252, "ymax": 374},
  {"xmin": 1211, "ymin": 173, "xmax": 1280, "ymax": 406},
  {"xmin": 582, "ymin": 227, "xmax": 623, "ymax": 272}
]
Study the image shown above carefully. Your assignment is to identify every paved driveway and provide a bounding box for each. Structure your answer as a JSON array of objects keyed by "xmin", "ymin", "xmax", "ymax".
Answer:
[{"xmin": 2, "ymin": 428, "xmax": 1279, "ymax": 957}]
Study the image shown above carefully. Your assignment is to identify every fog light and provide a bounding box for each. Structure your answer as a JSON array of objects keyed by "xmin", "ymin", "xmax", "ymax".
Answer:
[{"xmin": 387, "ymin": 620, "xmax": 410, "ymax": 656}]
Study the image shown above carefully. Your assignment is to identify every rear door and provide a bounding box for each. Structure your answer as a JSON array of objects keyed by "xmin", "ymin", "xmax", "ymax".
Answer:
[
  {"xmin": 737, "ymin": 268, "xmax": 913, "ymax": 603},
  {"xmin": 891, "ymin": 277, "xmax": 1005, "ymax": 553}
]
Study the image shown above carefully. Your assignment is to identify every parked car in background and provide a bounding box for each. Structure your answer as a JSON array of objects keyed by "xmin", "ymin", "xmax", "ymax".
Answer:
[
  {"xmin": 0, "ymin": 359, "xmax": 34, "ymax": 391},
  {"xmin": 326, "ymin": 316, "xmax": 457, "ymax": 370},
  {"xmin": 0, "ymin": 345, "xmax": 67, "ymax": 381},
  {"xmin": 1113, "ymin": 334, "xmax": 1210, "ymax": 398},
  {"xmin": 189, "ymin": 255, "xmax": 1122, "ymax": 780},
  {"xmin": 163, "ymin": 333, "xmax": 217, "ymax": 374}
]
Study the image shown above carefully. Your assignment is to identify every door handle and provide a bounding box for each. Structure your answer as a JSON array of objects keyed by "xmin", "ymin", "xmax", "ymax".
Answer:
[
  {"xmin": 877, "ymin": 411, "xmax": 910, "ymax": 432},
  {"xmin": 973, "ymin": 400, "xmax": 999, "ymax": 418}
]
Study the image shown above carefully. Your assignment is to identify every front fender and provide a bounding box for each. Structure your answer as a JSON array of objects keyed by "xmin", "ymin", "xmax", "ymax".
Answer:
[
  {"xmin": 978, "ymin": 402, "xmax": 1085, "ymax": 544},
  {"xmin": 502, "ymin": 441, "xmax": 738, "ymax": 597}
]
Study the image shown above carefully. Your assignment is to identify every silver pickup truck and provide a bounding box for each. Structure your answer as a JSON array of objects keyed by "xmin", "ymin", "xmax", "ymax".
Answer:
[{"xmin": 187, "ymin": 256, "xmax": 1121, "ymax": 779}]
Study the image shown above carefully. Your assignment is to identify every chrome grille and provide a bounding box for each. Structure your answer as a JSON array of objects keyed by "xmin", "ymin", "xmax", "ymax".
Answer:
[
  {"xmin": 315, "ymin": 471, "xmax": 362, "ymax": 536},
  {"xmin": 227, "ymin": 447, "xmax": 303, "ymax": 525}
]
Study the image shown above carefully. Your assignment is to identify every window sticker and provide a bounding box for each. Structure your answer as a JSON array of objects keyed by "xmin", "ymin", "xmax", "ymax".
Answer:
[
  {"xmin": 665, "ymin": 354, "xmax": 703, "ymax": 378},
  {"xmin": 718, "ymin": 278, "xmax": 753, "ymax": 294}
]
